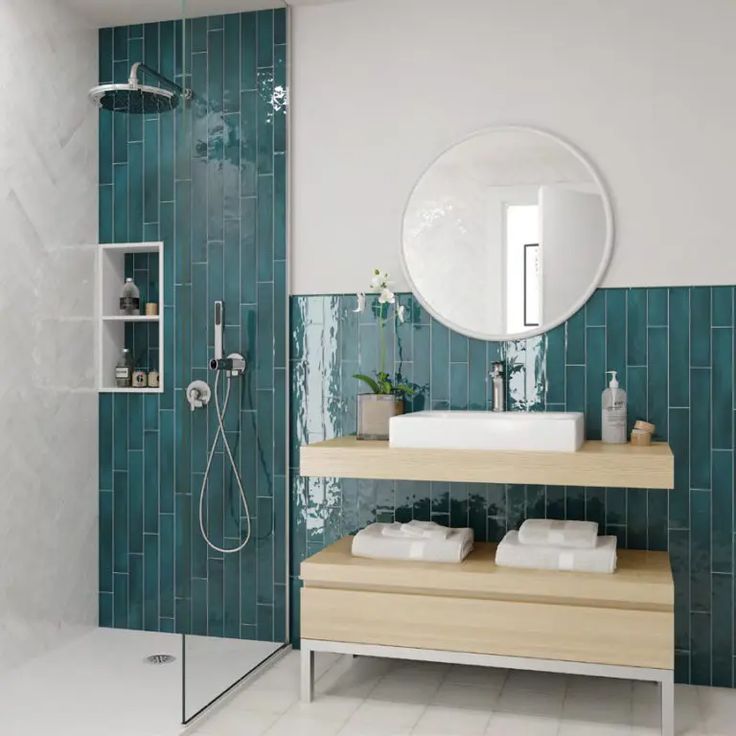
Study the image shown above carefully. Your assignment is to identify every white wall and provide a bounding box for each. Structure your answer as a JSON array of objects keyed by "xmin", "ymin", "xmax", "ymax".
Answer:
[
  {"xmin": 291, "ymin": 0, "xmax": 736, "ymax": 294},
  {"xmin": 0, "ymin": 0, "xmax": 98, "ymax": 676}
]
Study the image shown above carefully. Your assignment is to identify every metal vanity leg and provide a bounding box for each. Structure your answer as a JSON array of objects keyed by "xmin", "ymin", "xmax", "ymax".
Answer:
[
  {"xmin": 300, "ymin": 643, "xmax": 314, "ymax": 703},
  {"xmin": 660, "ymin": 671, "xmax": 674, "ymax": 736}
]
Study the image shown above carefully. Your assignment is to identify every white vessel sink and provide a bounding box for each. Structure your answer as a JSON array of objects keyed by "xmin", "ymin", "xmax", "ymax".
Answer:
[{"xmin": 389, "ymin": 411, "xmax": 585, "ymax": 452}]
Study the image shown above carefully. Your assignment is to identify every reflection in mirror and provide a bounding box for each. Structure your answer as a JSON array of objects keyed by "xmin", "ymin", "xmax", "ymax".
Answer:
[{"xmin": 401, "ymin": 127, "xmax": 613, "ymax": 340}]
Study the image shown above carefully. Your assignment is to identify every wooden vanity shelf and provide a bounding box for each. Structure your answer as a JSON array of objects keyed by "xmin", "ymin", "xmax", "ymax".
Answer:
[
  {"xmin": 300, "ymin": 536, "xmax": 675, "ymax": 735},
  {"xmin": 300, "ymin": 436, "xmax": 674, "ymax": 489}
]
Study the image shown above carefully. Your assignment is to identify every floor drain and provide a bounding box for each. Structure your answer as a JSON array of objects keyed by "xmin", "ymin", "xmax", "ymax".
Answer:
[{"xmin": 145, "ymin": 654, "xmax": 176, "ymax": 665}]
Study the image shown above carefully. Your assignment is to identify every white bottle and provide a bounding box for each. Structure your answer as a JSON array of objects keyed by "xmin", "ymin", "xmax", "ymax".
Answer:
[
  {"xmin": 601, "ymin": 370, "xmax": 627, "ymax": 443},
  {"xmin": 120, "ymin": 277, "xmax": 140, "ymax": 316}
]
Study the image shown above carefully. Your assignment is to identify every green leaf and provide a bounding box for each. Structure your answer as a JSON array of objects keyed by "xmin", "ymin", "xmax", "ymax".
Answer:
[{"xmin": 353, "ymin": 373, "xmax": 380, "ymax": 394}]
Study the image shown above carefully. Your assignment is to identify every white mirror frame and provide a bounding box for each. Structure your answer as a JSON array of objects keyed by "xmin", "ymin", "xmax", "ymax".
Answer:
[{"xmin": 400, "ymin": 125, "xmax": 615, "ymax": 342}]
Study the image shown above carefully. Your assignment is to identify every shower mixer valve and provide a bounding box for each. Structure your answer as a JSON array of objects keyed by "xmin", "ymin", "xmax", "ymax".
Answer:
[{"xmin": 209, "ymin": 353, "xmax": 246, "ymax": 376}]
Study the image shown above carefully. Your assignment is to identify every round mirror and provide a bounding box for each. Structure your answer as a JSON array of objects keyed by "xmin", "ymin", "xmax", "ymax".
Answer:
[{"xmin": 401, "ymin": 127, "xmax": 613, "ymax": 340}]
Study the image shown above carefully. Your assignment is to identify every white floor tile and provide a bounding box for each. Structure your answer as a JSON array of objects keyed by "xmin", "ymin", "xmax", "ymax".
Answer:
[
  {"xmin": 284, "ymin": 694, "xmax": 364, "ymax": 722},
  {"xmin": 346, "ymin": 700, "xmax": 427, "ymax": 731},
  {"xmin": 431, "ymin": 681, "xmax": 501, "ymax": 711},
  {"xmin": 411, "ymin": 705, "xmax": 491, "ymax": 735},
  {"xmin": 485, "ymin": 712, "xmax": 560, "ymax": 735},
  {"xmin": 263, "ymin": 713, "xmax": 346, "ymax": 736},
  {"xmin": 193, "ymin": 709, "xmax": 279, "ymax": 736},
  {"xmin": 557, "ymin": 720, "xmax": 632, "ymax": 735}
]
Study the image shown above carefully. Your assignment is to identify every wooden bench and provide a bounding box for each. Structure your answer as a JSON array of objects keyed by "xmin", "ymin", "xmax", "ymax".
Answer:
[{"xmin": 300, "ymin": 536, "xmax": 674, "ymax": 735}]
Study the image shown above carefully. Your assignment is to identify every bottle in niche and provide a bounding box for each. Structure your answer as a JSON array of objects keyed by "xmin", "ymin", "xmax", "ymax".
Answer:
[
  {"xmin": 601, "ymin": 370, "xmax": 627, "ymax": 443},
  {"xmin": 120, "ymin": 277, "xmax": 140, "ymax": 315},
  {"xmin": 115, "ymin": 348, "xmax": 133, "ymax": 388}
]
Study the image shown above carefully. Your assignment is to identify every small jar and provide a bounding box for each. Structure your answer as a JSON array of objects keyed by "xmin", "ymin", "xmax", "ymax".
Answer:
[
  {"xmin": 147, "ymin": 370, "xmax": 160, "ymax": 388},
  {"xmin": 132, "ymin": 370, "xmax": 147, "ymax": 388}
]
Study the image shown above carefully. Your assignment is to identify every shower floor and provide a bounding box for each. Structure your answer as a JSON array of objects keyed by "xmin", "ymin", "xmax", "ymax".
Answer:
[{"xmin": 0, "ymin": 627, "xmax": 283, "ymax": 736}]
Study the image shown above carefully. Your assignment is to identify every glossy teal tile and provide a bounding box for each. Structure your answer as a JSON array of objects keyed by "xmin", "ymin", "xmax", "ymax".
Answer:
[
  {"xmin": 99, "ymin": 592, "xmax": 113, "ymax": 628},
  {"xmin": 669, "ymin": 288, "xmax": 690, "ymax": 406},
  {"xmin": 627, "ymin": 289, "xmax": 647, "ymax": 365},
  {"xmin": 585, "ymin": 290, "xmax": 605, "ymax": 326},
  {"xmin": 690, "ymin": 368, "xmax": 711, "ymax": 489},
  {"xmin": 256, "ymin": 10, "xmax": 274, "ymax": 68},
  {"xmin": 159, "ymin": 20, "xmax": 175, "ymax": 81},
  {"xmin": 175, "ymin": 494, "xmax": 191, "ymax": 600},
  {"xmin": 256, "ymin": 175, "xmax": 274, "ymax": 282},
  {"xmin": 647, "ymin": 288, "xmax": 668, "ymax": 326},
  {"xmin": 626, "ymin": 489, "xmax": 647, "ymax": 549},
  {"xmin": 99, "ymin": 28, "xmax": 113, "ymax": 82},
  {"xmin": 690, "ymin": 490, "xmax": 711, "ymax": 613},
  {"xmin": 159, "ymin": 513, "xmax": 174, "ymax": 619},
  {"xmin": 223, "ymin": 14, "xmax": 241, "ymax": 113},
  {"xmin": 670, "ymin": 529, "xmax": 689, "ymax": 653},
  {"xmin": 712, "ymin": 286, "xmax": 733, "ymax": 327},
  {"xmin": 128, "ymin": 554, "xmax": 144, "ymax": 630},
  {"xmin": 159, "ymin": 410, "xmax": 174, "ymax": 513},
  {"xmin": 175, "ymin": 180, "xmax": 191, "ymax": 284},
  {"xmin": 99, "ymin": 184, "xmax": 113, "ymax": 244},
  {"xmin": 584, "ymin": 327, "xmax": 605, "ymax": 439},
  {"xmin": 711, "ymin": 451, "xmax": 733, "ymax": 574},
  {"xmin": 208, "ymin": 557, "xmax": 225, "ymax": 636},
  {"xmin": 627, "ymin": 366, "xmax": 647, "ymax": 434},
  {"xmin": 256, "ymin": 70, "xmax": 274, "ymax": 176},
  {"xmin": 128, "ymin": 450, "xmax": 144, "ymax": 555},
  {"xmin": 691, "ymin": 611, "xmax": 712, "ymax": 686},
  {"xmin": 143, "ymin": 534, "xmax": 159, "ymax": 631},
  {"xmin": 257, "ymin": 282, "xmax": 274, "ymax": 390},
  {"xmin": 605, "ymin": 289, "xmax": 626, "ymax": 383},
  {"xmin": 565, "ymin": 309, "xmax": 585, "ymax": 364},
  {"xmin": 113, "ymin": 164, "xmax": 128, "ymax": 242},
  {"xmin": 690, "ymin": 287, "xmax": 711, "ymax": 367},
  {"xmin": 712, "ymin": 573, "xmax": 734, "ymax": 687},
  {"xmin": 100, "ymin": 491, "xmax": 114, "ymax": 593},
  {"xmin": 669, "ymin": 408, "xmax": 690, "ymax": 529},
  {"xmin": 647, "ymin": 327, "xmax": 668, "ymax": 438},
  {"xmin": 712, "ymin": 328, "xmax": 733, "ymax": 449},
  {"xmin": 113, "ymin": 572, "xmax": 128, "ymax": 628}
]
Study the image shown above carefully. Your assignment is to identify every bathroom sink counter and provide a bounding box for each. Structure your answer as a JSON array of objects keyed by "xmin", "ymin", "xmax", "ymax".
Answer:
[{"xmin": 300, "ymin": 436, "xmax": 674, "ymax": 489}]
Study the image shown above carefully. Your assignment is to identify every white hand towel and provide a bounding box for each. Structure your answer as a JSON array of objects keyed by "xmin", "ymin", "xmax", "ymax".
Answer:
[
  {"xmin": 399, "ymin": 520, "xmax": 450, "ymax": 540},
  {"xmin": 518, "ymin": 519, "xmax": 598, "ymax": 549},
  {"xmin": 495, "ymin": 531, "xmax": 617, "ymax": 574},
  {"xmin": 353, "ymin": 523, "xmax": 473, "ymax": 563}
]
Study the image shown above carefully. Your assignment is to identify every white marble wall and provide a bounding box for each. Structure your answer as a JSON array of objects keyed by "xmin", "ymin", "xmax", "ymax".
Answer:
[{"xmin": 0, "ymin": 0, "xmax": 98, "ymax": 676}]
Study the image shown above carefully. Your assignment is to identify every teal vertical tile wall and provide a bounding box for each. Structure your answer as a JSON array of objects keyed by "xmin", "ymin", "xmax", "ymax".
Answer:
[
  {"xmin": 291, "ymin": 288, "xmax": 736, "ymax": 687},
  {"xmin": 99, "ymin": 9, "xmax": 288, "ymax": 643}
]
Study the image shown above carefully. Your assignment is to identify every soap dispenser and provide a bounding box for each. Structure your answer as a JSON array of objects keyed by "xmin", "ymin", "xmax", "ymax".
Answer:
[{"xmin": 602, "ymin": 370, "xmax": 627, "ymax": 444}]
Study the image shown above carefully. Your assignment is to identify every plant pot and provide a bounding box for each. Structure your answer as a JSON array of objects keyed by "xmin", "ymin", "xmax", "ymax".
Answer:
[{"xmin": 356, "ymin": 393, "xmax": 404, "ymax": 440}]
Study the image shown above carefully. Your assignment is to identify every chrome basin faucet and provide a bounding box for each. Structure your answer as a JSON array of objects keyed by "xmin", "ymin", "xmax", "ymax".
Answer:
[{"xmin": 490, "ymin": 362, "xmax": 505, "ymax": 412}]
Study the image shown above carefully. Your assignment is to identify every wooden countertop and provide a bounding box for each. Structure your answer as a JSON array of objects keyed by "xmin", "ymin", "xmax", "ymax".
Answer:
[
  {"xmin": 301, "ymin": 536, "xmax": 674, "ymax": 612},
  {"xmin": 300, "ymin": 436, "xmax": 674, "ymax": 489}
]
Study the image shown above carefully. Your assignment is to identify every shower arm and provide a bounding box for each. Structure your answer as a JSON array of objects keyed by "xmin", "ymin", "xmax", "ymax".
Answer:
[{"xmin": 128, "ymin": 63, "xmax": 192, "ymax": 100}]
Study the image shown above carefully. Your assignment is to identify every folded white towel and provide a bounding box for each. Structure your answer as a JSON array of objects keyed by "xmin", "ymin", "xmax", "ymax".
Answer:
[
  {"xmin": 518, "ymin": 519, "xmax": 598, "ymax": 549},
  {"xmin": 495, "ymin": 531, "xmax": 617, "ymax": 574},
  {"xmin": 353, "ymin": 523, "xmax": 473, "ymax": 563},
  {"xmin": 401, "ymin": 520, "xmax": 450, "ymax": 539}
]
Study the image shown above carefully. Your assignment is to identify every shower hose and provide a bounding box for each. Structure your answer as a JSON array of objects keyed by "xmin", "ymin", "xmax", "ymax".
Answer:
[{"xmin": 198, "ymin": 370, "xmax": 252, "ymax": 554}]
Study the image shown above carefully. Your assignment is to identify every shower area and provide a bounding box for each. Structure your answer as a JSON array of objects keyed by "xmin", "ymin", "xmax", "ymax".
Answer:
[{"xmin": 94, "ymin": 3, "xmax": 289, "ymax": 728}]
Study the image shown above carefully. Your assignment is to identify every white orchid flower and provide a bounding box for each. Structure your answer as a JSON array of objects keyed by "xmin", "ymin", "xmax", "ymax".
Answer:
[
  {"xmin": 370, "ymin": 269, "xmax": 390, "ymax": 290},
  {"xmin": 378, "ymin": 287, "xmax": 395, "ymax": 305},
  {"xmin": 353, "ymin": 292, "xmax": 366, "ymax": 313},
  {"xmin": 397, "ymin": 304, "xmax": 406, "ymax": 323}
]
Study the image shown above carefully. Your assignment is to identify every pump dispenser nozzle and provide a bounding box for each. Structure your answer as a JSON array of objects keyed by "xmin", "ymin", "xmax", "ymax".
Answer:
[{"xmin": 606, "ymin": 370, "xmax": 620, "ymax": 388}]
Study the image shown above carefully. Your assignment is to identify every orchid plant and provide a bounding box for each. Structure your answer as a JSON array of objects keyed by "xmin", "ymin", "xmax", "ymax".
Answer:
[{"xmin": 352, "ymin": 269, "xmax": 415, "ymax": 398}]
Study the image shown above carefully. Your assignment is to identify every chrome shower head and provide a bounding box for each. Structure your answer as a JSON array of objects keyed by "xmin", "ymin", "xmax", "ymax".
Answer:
[{"xmin": 89, "ymin": 62, "xmax": 191, "ymax": 114}]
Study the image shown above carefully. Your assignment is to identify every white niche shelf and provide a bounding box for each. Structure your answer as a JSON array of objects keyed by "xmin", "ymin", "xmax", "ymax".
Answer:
[{"xmin": 98, "ymin": 242, "xmax": 164, "ymax": 394}]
